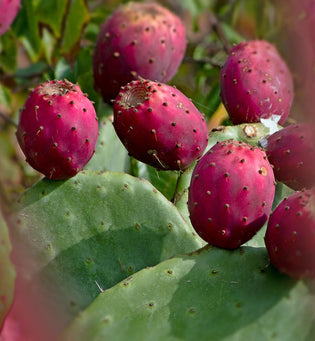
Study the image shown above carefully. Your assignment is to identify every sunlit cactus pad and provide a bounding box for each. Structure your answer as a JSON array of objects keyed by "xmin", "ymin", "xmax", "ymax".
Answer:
[{"xmin": 62, "ymin": 245, "xmax": 315, "ymax": 341}]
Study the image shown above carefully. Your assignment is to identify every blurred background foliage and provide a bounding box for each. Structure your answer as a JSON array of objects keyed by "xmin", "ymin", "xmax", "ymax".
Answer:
[{"xmin": 0, "ymin": 0, "xmax": 311, "ymax": 212}]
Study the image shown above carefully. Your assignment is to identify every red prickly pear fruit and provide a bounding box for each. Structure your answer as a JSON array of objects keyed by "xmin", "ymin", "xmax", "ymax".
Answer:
[
  {"xmin": 0, "ymin": 0, "xmax": 20, "ymax": 36},
  {"xmin": 265, "ymin": 123, "xmax": 315, "ymax": 190},
  {"xmin": 188, "ymin": 140, "xmax": 275, "ymax": 249},
  {"xmin": 113, "ymin": 79, "xmax": 208, "ymax": 171},
  {"xmin": 93, "ymin": 1, "xmax": 187, "ymax": 103},
  {"xmin": 265, "ymin": 188, "xmax": 315, "ymax": 279},
  {"xmin": 220, "ymin": 40, "xmax": 294, "ymax": 125},
  {"xmin": 16, "ymin": 80, "xmax": 99, "ymax": 180}
]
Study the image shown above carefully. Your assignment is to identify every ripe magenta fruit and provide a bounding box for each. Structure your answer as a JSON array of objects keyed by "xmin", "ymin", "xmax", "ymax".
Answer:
[
  {"xmin": 0, "ymin": 0, "xmax": 20, "ymax": 36},
  {"xmin": 220, "ymin": 40, "xmax": 294, "ymax": 125},
  {"xmin": 188, "ymin": 140, "xmax": 275, "ymax": 249},
  {"xmin": 265, "ymin": 188, "xmax": 315, "ymax": 279},
  {"xmin": 93, "ymin": 1, "xmax": 187, "ymax": 103},
  {"xmin": 113, "ymin": 79, "xmax": 208, "ymax": 171},
  {"xmin": 265, "ymin": 123, "xmax": 315, "ymax": 190},
  {"xmin": 16, "ymin": 80, "xmax": 99, "ymax": 180}
]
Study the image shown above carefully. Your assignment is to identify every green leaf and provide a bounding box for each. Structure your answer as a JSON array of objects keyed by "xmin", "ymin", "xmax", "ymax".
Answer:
[
  {"xmin": 33, "ymin": 0, "xmax": 68, "ymax": 38},
  {"xmin": 60, "ymin": 0, "xmax": 90, "ymax": 55},
  {"xmin": 15, "ymin": 61, "xmax": 48, "ymax": 78},
  {"xmin": 62, "ymin": 246, "xmax": 314, "ymax": 341},
  {"xmin": 74, "ymin": 47, "xmax": 101, "ymax": 103},
  {"xmin": 42, "ymin": 27, "xmax": 57, "ymax": 64},
  {"xmin": 54, "ymin": 57, "xmax": 74, "ymax": 81},
  {"xmin": 0, "ymin": 33, "xmax": 18, "ymax": 72},
  {"xmin": 0, "ymin": 85, "xmax": 12, "ymax": 110},
  {"xmin": 13, "ymin": 0, "xmax": 42, "ymax": 61},
  {"xmin": 180, "ymin": 0, "xmax": 215, "ymax": 16}
]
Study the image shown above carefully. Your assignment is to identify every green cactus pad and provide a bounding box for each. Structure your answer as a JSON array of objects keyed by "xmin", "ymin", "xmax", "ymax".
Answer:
[
  {"xmin": 0, "ymin": 209, "xmax": 15, "ymax": 327},
  {"xmin": 85, "ymin": 116, "xmax": 130, "ymax": 172},
  {"xmin": 207, "ymin": 122, "xmax": 281, "ymax": 150},
  {"xmin": 11, "ymin": 170, "xmax": 202, "ymax": 325},
  {"xmin": 62, "ymin": 245, "xmax": 315, "ymax": 341}
]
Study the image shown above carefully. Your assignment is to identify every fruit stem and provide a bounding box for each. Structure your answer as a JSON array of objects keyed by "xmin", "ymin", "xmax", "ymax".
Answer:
[
  {"xmin": 171, "ymin": 164, "xmax": 195, "ymax": 204},
  {"xmin": 211, "ymin": 13, "xmax": 231, "ymax": 53},
  {"xmin": 0, "ymin": 111, "xmax": 18, "ymax": 128},
  {"xmin": 183, "ymin": 56, "xmax": 222, "ymax": 69}
]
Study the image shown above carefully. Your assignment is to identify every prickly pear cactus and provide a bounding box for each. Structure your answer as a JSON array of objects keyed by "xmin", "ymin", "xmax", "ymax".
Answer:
[
  {"xmin": 0, "ymin": 209, "xmax": 15, "ymax": 327},
  {"xmin": 62, "ymin": 245, "xmax": 315, "ymax": 341},
  {"xmin": 86, "ymin": 115, "xmax": 178, "ymax": 201},
  {"xmin": 10, "ymin": 170, "xmax": 203, "ymax": 333}
]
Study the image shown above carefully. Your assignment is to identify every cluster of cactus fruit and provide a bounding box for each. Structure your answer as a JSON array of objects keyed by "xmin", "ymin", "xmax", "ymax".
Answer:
[{"xmin": 1, "ymin": 1, "xmax": 315, "ymax": 340}]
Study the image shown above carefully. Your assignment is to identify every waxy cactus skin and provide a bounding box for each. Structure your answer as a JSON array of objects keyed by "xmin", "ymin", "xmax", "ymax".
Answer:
[
  {"xmin": 220, "ymin": 40, "xmax": 294, "ymax": 125},
  {"xmin": 265, "ymin": 188, "xmax": 315, "ymax": 279},
  {"xmin": 16, "ymin": 80, "xmax": 99, "ymax": 180},
  {"xmin": 93, "ymin": 1, "xmax": 187, "ymax": 102},
  {"xmin": 0, "ymin": 209, "xmax": 15, "ymax": 328},
  {"xmin": 188, "ymin": 140, "xmax": 275, "ymax": 249},
  {"xmin": 0, "ymin": 0, "xmax": 20, "ymax": 36},
  {"xmin": 265, "ymin": 123, "xmax": 315, "ymax": 190},
  {"xmin": 113, "ymin": 79, "xmax": 208, "ymax": 171}
]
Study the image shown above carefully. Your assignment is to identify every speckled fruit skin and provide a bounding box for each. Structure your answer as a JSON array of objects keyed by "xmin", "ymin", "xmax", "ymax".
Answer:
[
  {"xmin": 0, "ymin": 0, "xmax": 20, "ymax": 36},
  {"xmin": 113, "ymin": 79, "xmax": 208, "ymax": 171},
  {"xmin": 265, "ymin": 123, "xmax": 315, "ymax": 190},
  {"xmin": 188, "ymin": 140, "xmax": 275, "ymax": 249},
  {"xmin": 265, "ymin": 188, "xmax": 315, "ymax": 279},
  {"xmin": 93, "ymin": 1, "xmax": 187, "ymax": 103},
  {"xmin": 16, "ymin": 80, "xmax": 99, "ymax": 180},
  {"xmin": 220, "ymin": 40, "xmax": 294, "ymax": 125}
]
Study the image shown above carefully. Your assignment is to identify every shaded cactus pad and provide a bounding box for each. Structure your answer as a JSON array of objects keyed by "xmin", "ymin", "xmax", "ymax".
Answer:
[{"xmin": 62, "ymin": 245, "xmax": 315, "ymax": 341}]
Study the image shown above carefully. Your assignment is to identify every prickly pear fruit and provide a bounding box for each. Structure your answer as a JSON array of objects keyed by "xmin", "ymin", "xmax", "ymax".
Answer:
[
  {"xmin": 265, "ymin": 188, "xmax": 315, "ymax": 279},
  {"xmin": 188, "ymin": 140, "xmax": 275, "ymax": 249},
  {"xmin": 113, "ymin": 79, "xmax": 208, "ymax": 171},
  {"xmin": 265, "ymin": 123, "xmax": 315, "ymax": 190},
  {"xmin": 0, "ymin": 0, "xmax": 20, "ymax": 36},
  {"xmin": 16, "ymin": 80, "xmax": 99, "ymax": 180},
  {"xmin": 93, "ymin": 1, "xmax": 187, "ymax": 103},
  {"xmin": 220, "ymin": 40, "xmax": 294, "ymax": 125}
]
